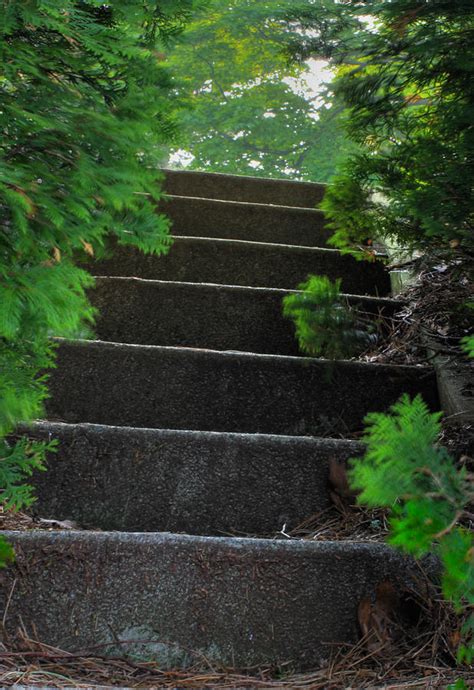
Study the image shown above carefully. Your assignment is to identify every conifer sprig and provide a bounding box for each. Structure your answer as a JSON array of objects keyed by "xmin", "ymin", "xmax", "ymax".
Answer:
[{"xmin": 350, "ymin": 395, "xmax": 473, "ymax": 662}]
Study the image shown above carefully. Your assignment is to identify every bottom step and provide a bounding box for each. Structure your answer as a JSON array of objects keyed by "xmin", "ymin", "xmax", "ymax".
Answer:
[{"xmin": 1, "ymin": 531, "xmax": 435, "ymax": 669}]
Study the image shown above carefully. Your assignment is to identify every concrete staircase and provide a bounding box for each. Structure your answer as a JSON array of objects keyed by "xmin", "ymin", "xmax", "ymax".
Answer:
[{"xmin": 2, "ymin": 170, "xmax": 439, "ymax": 669}]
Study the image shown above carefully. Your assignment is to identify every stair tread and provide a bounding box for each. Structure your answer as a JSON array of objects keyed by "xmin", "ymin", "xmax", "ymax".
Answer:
[
  {"xmin": 159, "ymin": 195, "xmax": 329, "ymax": 247},
  {"xmin": 45, "ymin": 338, "xmax": 438, "ymax": 436},
  {"xmin": 162, "ymin": 167, "xmax": 326, "ymax": 207},
  {"xmin": 2, "ymin": 529, "xmax": 431, "ymax": 667},
  {"xmin": 85, "ymin": 236, "xmax": 391, "ymax": 295},
  {"xmin": 90, "ymin": 276, "xmax": 402, "ymax": 355},
  {"xmin": 23, "ymin": 419, "xmax": 363, "ymax": 534}
]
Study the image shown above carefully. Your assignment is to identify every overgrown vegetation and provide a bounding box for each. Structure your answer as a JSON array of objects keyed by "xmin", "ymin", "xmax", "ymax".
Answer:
[
  {"xmin": 0, "ymin": 0, "xmax": 199, "ymax": 561},
  {"xmin": 315, "ymin": 0, "xmax": 474, "ymax": 255},
  {"xmin": 282, "ymin": 275, "xmax": 374, "ymax": 359},
  {"xmin": 166, "ymin": 0, "xmax": 352, "ymax": 181},
  {"xmin": 351, "ymin": 395, "xmax": 473, "ymax": 662},
  {"xmin": 279, "ymin": 6, "xmax": 473, "ymax": 666}
]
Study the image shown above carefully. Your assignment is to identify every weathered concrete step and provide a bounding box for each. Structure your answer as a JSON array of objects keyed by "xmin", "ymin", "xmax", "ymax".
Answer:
[
  {"xmin": 1, "ymin": 531, "xmax": 434, "ymax": 668},
  {"xmin": 159, "ymin": 195, "xmax": 330, "ymax": 247},
  {"xmin": 90, "ymin": 277, "xmax": 402, "ymax": 355},
  {"xmin": 21, "ymin": 421, "xmax": 364, "ymax": 534},
  {"xmin": 89, "ymin": 237, "xmax": 391, "ymax": 295},
  {"xmin": 162, "ymin": 167, "xmax": 326, "ymax": 208},
  {"xmin": 45, "ymin": 340, "xmax": 439, "ymax": 436}
]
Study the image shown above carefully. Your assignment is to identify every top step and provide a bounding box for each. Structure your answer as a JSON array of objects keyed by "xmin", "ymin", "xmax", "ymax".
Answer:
[{"xmin": 162, "ymin": 168, "xmax": 326, "ymax": 208}]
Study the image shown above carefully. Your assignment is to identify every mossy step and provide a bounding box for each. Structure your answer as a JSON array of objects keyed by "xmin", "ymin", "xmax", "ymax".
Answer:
[
  {"xmin": 1, "ymin": 530, "xmax": 435, "ymax": 668},
  {"xmin": 86, "ymin": 236, "xmax": 391, "ymax": 295},
  {"xmin": 21, "ymin": 421, "xmax": 363, "ymax": 534},
  {"xmin": 90, "ymin": 277, "xmax": 402, "ymax": 355},
  {"xmin": 159, "ymin": 195, "xmax": 330, "ymax": 247},
  {"xmin": 162, "ymin": 167, "xmax": 326, "ymax": 207},
  {"xmin": 45, "ymin": 339, "xmax": 439, "ymax": 436}
]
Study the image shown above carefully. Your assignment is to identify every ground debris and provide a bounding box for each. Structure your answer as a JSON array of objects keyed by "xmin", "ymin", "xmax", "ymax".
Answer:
[
  {"xmin": 360, "ymin": 256, "xmax": 473, "ymax": 366},
  {"xmin": 0, "ymin": 507, "xmax": 82, "ymax": 532},
  {"xmin": 286, "ymin": 504, "xmax": 389, "ymax": 543},
  {"xmin": 0, "ymin": 592, "xmax": 471, "ymax": 690}
]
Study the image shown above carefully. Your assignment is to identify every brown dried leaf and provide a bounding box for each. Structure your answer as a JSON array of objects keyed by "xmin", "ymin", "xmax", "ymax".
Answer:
[
  {"xmin": 328, "ymin": 459, "xmax": 358, "ymax": 512},
  {"xmin": 358, "ymin": 598, "xmax": 373, "ymax": 638},
  {"xmin": 328, "ymin": 458, "xmax": 352, "ymax": 497},
  {"xmin": 81, "ymin": 239, "xmax": 94, "ymax": 256},
  {"xmin": 53, "ymin": 247, "xmax": 61, "ymax": 263},
  {"xmin": 375, "ymin": 580, "xmax": 399, "ymax": 616},
  {"xmin": 329, "ymin": 489, "xmax": 348, "ymax": 514},
  {"xmin": 358, "ymin": 580, "xmax": 401, "ymax": 653}
]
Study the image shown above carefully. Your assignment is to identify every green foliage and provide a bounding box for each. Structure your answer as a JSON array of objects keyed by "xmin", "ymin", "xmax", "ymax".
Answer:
[
  {"xmin": 316, "ymin": 0, "xmax": 474, "ymax": 254},
  {"xmin": 448, "ymin": 681, "xmax": 469, "ymax": 690},
  {"xmin": 0, "ymin": 437, "xmax": 52, "ymax": 511},
  {"xmin": 282, "ymin": 275, "xmax": 373, "ymax": 359},
  {"xmin": 350, "ymin": 395, "xmax": 473, "ymax": 660},
  {"xmin": 462, "ymin": 336, "xmax": 474, "ymax": 359},
  {"xmin": 167, "ymin": 0, "xmax": 352, "ymax": 181},
  {"xmin": 0, "ymin": 2, "xmax": 199, "ymax": 533},
  {"xmin": 0, "ymin": 538, "xmax": 15, "ymax": 569}
]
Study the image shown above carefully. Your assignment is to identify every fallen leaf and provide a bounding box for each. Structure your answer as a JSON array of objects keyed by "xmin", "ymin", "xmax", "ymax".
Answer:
[
  {"xmin": 81, "ymin": 239, "xmax": 94, "ymax": 256},
  {"xmin": 328, "ymin": 458, "xmax": 358, "ymax": 510},
  {"xmin": 329, "ymin": 459, "xmax": 352, "ymax": 496},
  {"xmin": 376, "ymin": 580, "xmax": 399, "ymax": 616},
  {"xmin": 358, "ymin": 598, "xmax": 372, "ymax": 638},
  {"xmin": 357, "ymin": 580, "xmax": 401, "ymax": 653}
]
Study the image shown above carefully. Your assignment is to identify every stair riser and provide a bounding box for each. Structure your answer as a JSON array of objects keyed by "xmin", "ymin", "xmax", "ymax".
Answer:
[
  {"xmin": 160, "ymin": 196, "xmax": 330, "ymax": 247},
  {"xmin": 45, "ymin": 341, "xmax": 439, "ymax": 436},
  {"xmin": 163, "ymin": 168, "xmax": 326, "ymax": 207},
  {"xmin": 90, "ymin": 279, "xmax": 400, "ymax": 354},
  {"xmin": 1, "ymin": 531, "xmax": 434, "ymax": 668},
  {"xmin": 21, "ymin": 422, "xmax": 363, "ymax": 533},
  {"xmin": 87, "ymin": 238, "xmax": 391, "ymax": 296}
]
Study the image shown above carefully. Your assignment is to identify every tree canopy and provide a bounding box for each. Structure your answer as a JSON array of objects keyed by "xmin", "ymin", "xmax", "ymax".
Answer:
[{"xmin": 166, "ymin": 0, "xmax": 352, "ymax": 181}]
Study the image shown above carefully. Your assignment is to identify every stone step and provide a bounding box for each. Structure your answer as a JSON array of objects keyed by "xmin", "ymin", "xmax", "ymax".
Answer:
[
  {"xmin": 162, "ymin": 168, "xmax": 326, "ymax": 207},
  {"xmin": 1, "ymin": 530, "xmax": 433, "ymax": 668},
  {"xmin": 90, "ymin": 277, "xmax": 402, "ymax": 355},
  {"xmin": 88, "ymin": 237, "xmax": 391, "ymax": 295},
  {"xmin": 159, "ymin": 195, "xmax": 330, "ymax": 247},
  {"xmin": 45, "ymin": 340, "xmax": 439, "ymax": 436},
  {"xmin": 22, "ymin": 421, "xmax": 364, "ymax": 534}
]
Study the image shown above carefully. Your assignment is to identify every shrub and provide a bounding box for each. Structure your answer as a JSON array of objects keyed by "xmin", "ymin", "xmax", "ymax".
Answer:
[
  {"xmin": 320, "ymin": 0, "xmax": 474, "ymax": 255},
  {"xmin": 350, "ymin": 395, "xmax": 473, "ymax": 662},
  {"xmin": 282, "ymin": 275, "xmax": 375, "ymax": 359},
  {"xmin": 0, "ymin": 0, "xmax": 199, "ymax": 561}
]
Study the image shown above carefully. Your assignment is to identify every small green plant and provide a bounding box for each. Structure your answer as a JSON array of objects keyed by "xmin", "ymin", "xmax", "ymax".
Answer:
[
  {"xmin": 0, "ymin": 437, "xmax": 53, "ymax": 512},
  {"xmin": 0, "ymin": 538, "xmax": 14, "ymax": 569},
  {"xmin": 282, "ymin": 275, "xmax": 374, "ymax": 359},
  {"xmin": 462, "ymin": 336, "xmax": 474, "ymax": 359},
  {"xmin": 350, "ymin": 395, "xmax": 473, "ymax": 662}
]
